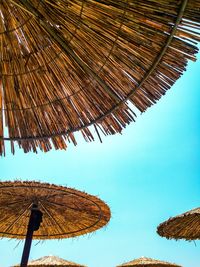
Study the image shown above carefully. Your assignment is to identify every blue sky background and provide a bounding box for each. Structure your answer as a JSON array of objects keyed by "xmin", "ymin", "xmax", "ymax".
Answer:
[{"xmin": 0, "ymin": 51, "xmax": 199, "ymax": 267}]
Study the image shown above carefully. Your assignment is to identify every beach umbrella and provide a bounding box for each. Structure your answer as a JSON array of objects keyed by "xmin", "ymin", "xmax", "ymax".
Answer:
[
  {"xmin": 13, "ymin": 255, "xmax": 87, "ymax": 267},
  {"xmin": 0, "ymin": 1, "xmax": 200, "ymax": 155},
  {"xmin": 157, "ymin": 207, "xmax": 200, "ymax": 241},
  {"xmin": 0, "ymin": 180, "xmax": 110, "ymax": 266},
  {"xmin": 116, "ymin": 257, "xmax": 181, "ymax": 267}
]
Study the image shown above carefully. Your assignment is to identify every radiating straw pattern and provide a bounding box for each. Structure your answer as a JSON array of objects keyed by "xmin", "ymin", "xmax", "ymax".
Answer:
[
  {"xmin": 0, "ymin": 0, "xmax": 200, "ymax": 154},
  {"xmin": 157, "ymin": 207, "xmax": 200, "ymax": 240},
  {"xmin": 0, "ymin": 180, "xmax": 111, "ymax": 239},
  {"xmin": 116, "ymin": 257, "xmax": 182, "ymax": 267},
  {"xmin": 13, "ymin": 255, "xmax": 87, "ymax": 266}
]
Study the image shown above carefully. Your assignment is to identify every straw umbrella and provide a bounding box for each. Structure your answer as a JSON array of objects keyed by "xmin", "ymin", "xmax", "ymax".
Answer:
[
  {"xmin": 13, "ymin": 255, "xmax": 87, "ymax": 267},
  {"xmin": 0, "ymin": 180, "xmax": 110, "ymax": 267},
  {"xmin": 0, "ymin": 1, "xmax": 200, "ymax": 155},
  {"xmin": 116, "ymin": 257, "xmax": 181, "ymax": 267},
  {"xmin": 157, "ymin": 207, "xmax": 200, "ymax": 241}
]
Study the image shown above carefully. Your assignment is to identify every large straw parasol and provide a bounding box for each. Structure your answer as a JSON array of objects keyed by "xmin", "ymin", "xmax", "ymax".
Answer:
[
  {"xmin": 13, "ymin": 255, "xmax": 87, "ymax": 267},
  {"xmin": 0, "ymin": 1, "xmax": 200, "ymax": 155},
  {"xmin": 157, "ymin": 207, "xmax": 200, "ymax": 241},
  {"xmin": 0, "ymin": 180, "xmax": 110, "ymax": 266},
  {"xmin": 116, "ymin": 257, "xmax": 182, "ymax": 267}
]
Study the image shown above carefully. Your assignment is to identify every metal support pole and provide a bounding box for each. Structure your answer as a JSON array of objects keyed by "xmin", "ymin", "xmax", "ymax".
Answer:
[{"xmin": 20, "ymin": 204, "xmax": 43, "ymax": 267}]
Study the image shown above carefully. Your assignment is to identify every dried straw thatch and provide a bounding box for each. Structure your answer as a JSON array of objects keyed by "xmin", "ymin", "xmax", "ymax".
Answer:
[
  {"xmin": 157, "ymin": 207, "xmax": 200, "ymax": 240},
  {"xmin": 0, "ymin": 180, "xmax": 110, "ymax": 239},
  {"xmin": 13, "ymin": 255, "xmax": 87, "ymax": 267},
  {"xmin": 117, "ymin": 257, "xmax": 181, "ymax": 267},
  {"xmin": 0, "ymin": 1, "xmax": 200, "ymax": 155}
]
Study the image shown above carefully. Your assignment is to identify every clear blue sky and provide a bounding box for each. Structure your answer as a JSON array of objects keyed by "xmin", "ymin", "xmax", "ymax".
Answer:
[{"xmin": 0, "ymin": 51, "xmax": 200, "ymax": 267}]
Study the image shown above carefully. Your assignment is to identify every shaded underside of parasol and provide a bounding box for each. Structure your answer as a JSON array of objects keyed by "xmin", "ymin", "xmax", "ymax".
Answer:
[
  {"xmin": 157, "ymin": 207, "xmax": 200, "ymax": 240},
  {"xmin": 117, "ymin": 257, "xmax": 182, "ymax": 267},
  {"xmin": 0, "ymin": 0, "xmax": 200, "ymax": 155},
  {"xmin": 13, "ymin": 255, "xmax": 87, "ymax": 266},
  {"xmin": 0, "ymin": 180, "xmax": 111, "ymax": 239}
]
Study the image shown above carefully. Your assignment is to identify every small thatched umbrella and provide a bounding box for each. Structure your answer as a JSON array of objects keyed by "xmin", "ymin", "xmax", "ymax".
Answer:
[
  {"xmin": 13, "ymin": 255, "xmax": 87, "ymax": 267},
  {"xmin": 157, "ymin": 207, "xmax": 200, "ymax": 241},
  {"xmin": 0, "ymin": 1, "xmax": 200, "ymax": 155},
  {"xmin": 0, "ymin": 180, "xmax": 110, "ymax": 267},
  {"xmin": 116, "ymin": 257, "xmax": 181, "ymax": 267}
]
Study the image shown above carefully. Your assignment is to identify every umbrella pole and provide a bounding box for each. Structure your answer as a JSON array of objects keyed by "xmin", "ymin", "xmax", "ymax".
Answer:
[
  {"xmin": 20, "ymin": 215, "xmax": 34, "ymax": 267},
  {"xmin": 20, "ymin": 204, "xmax": 43, "ymax": 267}
]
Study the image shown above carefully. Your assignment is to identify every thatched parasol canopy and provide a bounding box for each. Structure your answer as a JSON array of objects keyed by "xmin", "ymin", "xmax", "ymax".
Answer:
[
  {"xmin": 0, "ymin": 0, "xmax": 200, "ymax": 155},
  {"xmin": 117, "ymin": 257, "xmax": 181, "ymax": 267},
  {"xmin": 0, "ymin": 180, "xmax": 110, "ymax": 239},
  {"xmin": 13, "ymin": 255, "xmax": 87, "ymax": 267},
  {"xmin": 157, "ymin": 207, "xmax": 200, "ymax": 241}
]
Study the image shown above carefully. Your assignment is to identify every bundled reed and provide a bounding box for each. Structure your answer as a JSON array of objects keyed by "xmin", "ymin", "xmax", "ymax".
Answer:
[
  {"xmin": 117, "ymin": 257, "xmax": 182, "ymax": 267},
  {"xmin": 0, "ymin": 0, "xmax": 200, "ymax": 154},
  {"xmin": 13, "ymin": 255, "xmax": 87, "ymax": 266},
  {"xmin": 0, "ymin": 180, "xmax": 110, "ymax": 239},
  {"xmin": 157, "ymin": 207, "xmax": 200, "ymax": 240}
]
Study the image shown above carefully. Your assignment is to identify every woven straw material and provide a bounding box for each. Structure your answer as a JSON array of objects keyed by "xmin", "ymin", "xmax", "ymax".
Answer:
[
  {"xmin": 117, "ymin": 257, "xmax": 181, "ymax": 267},
  {"xmin": 13, "ymin": 255, "xmax": 86, "ymax": 266},
  {"xmin": 157, "ymin": 207, "xmax": 200, "ymax": 240},
  {"xmin": 0, "ymin": 0, "xmax": 200, "ymax": 155},
  {"xmin": 0, "ymin": 180, "xmax": 110, "ymax": 239}
]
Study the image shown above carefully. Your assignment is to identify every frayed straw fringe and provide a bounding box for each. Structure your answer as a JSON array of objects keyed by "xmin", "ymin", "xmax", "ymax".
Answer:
[
  {"xmin": 13, "ymin": 255, "xmax": 87, "ymax": 266},
  {"xmin": 157, "ymin": 207, "xmax": 200, "ymax": 240},
  {"xmin": 0, "ymin": 0, "xmax": 200, "ymax": 154},
  {"xmin": 0, "ymin": 180, "xmax": 111, "ymax": 239},
  {"xmin": 117, "ymin": 257, "xmax": 182, "ymax": 267}
]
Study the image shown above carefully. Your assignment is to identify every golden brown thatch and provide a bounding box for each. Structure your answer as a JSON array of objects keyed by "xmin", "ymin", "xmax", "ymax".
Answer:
[
  {"xmin": 117, "ymin": 257, "xmax": 182, "ymax": 267},
  {"xmin": 0, "ymin": 0, "xmax": 200, "ymax": 155},
  {"xmin": 157, "ymin": 207, "xmax": 200, "ymax": 240},
  {"xmin": 0, "ymin": 180, "xmax": 110, "ymax": 239},
  {"xmin": 13, "ymin": 255, "xmax": 87, "ymax": 267}
]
